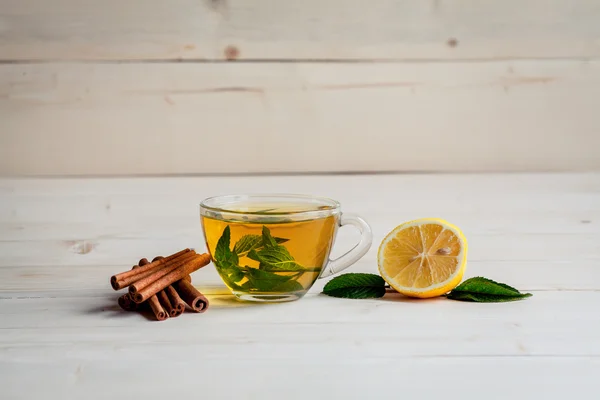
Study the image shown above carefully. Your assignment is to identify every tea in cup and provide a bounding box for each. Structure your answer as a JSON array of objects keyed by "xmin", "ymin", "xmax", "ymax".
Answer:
[{"xmin": 200, "ymin": 194, "xmax": 372, "ymax": 302}]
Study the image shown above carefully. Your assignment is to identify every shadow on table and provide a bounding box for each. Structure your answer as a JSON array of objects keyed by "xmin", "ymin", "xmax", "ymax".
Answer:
[
  {"xmin": 315, "ymin": 289, "xmax": 445, "ymax": 304},
  {"xmin": 378, "ymin": 291, "xmax": 447, "ymax": 304},
  {"xmin": 82, "ymin": 294, "xmax": 154, "ymax": 320},
  {"xmin": 81, "ymin": 285, "xmax": 277, "ymax": 320}
]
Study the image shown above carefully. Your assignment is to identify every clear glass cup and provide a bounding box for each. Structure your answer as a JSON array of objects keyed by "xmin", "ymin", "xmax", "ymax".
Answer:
[{"xmin": 200, "ymin": 194, "xmax": 372, "ymax": 302}]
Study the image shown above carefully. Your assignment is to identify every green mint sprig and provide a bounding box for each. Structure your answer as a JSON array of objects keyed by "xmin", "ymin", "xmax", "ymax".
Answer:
[{"xmin": 213, "ymin": 225, "xmax": 312, "ymax": 293}]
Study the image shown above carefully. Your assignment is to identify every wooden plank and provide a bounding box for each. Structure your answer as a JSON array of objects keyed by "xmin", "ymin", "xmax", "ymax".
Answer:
[
  {"xmin": 2, "ymin": 177, "xmax": 599, "ymax": 222},
  {"xmin": 2, "ymin": 0, "xmax": 600, "ymax": 60},
  {"xmin": 2, "ymin": 61, "xmax": 600, "ymax": 175},
  {"xmin": 0, "ymin": 292, "xmax": 597, "ymax": 355},
  {"xmin": 1, "ymin": 355, "xmax": 598, "ymax": 400}
]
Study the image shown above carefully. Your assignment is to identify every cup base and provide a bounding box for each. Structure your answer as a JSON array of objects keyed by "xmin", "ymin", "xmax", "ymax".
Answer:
[{"xmin": 233, "ymin": 292, "xmax": 305, "ymax": 303}]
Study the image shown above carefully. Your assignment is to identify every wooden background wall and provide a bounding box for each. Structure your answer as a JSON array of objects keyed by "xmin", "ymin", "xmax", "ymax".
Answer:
[{"xmin": 1, "ymin": 0, "xmax": 599, "ymax": 175}]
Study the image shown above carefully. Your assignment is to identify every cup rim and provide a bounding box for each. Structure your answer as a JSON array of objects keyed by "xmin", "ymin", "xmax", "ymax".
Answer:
[{"xmin": 200, "ymin": 193, "xmax": 341, "ymax": 219}]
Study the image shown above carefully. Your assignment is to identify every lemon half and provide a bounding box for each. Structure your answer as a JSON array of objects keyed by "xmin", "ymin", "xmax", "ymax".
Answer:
[{"xmin": 377, "ymin": 218, "xmax": 467, "ymax": 298}]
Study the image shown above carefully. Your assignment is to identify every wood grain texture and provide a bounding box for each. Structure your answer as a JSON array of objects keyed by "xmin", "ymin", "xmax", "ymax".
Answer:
[
  {"xmin": 2, "ymin": 61, "xmax": 600, "ymax": 175},
  {"xmin": 2, "ymin": 0, "xmax": 600, "ymax": 60},
  {"xmin": 1, "ymin": 173, "xmax": 599, "ymax": 398}
]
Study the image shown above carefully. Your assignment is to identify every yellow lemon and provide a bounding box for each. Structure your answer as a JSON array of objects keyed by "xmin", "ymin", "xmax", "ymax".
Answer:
[{"xmin": 377, "ymin": 218, "xmax": 467, "ymax": 298}]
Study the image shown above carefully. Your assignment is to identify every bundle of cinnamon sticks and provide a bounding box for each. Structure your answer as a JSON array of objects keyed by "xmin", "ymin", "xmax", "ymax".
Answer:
[{"xmin": 110, "ymin": 248, "xmax": 211, "ymax": 321}]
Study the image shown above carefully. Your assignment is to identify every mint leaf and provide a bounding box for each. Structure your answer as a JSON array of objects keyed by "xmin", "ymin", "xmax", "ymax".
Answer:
[
  {"xmin": 214, "ymin": 226, "xmax": 239, "ymax": 270},
  {"xmin": 322, "ymin": 273, "xmax": 386, "ymax": 299},
  {"xmin": 248, "ymin": 247, "xmax": 304, "ymax": 272},
  {"xmin": 233, "ymin": 234, "xmax": 288, "ymax": 255},
  {"xmin": 488, "ymin": 280, "xmax": 521, "ymax": 293},
  {"xmin": 215, "ymin": 225, "xmax": 232, "ymax": 261},
  {"xmin": 233, "ymin": 235, "xmax": 262, "ymax": 255},
  {"xmin": 452, "ymin": 277, "xmax": 523, "ymax": 296},
  {"xmin": 261, "ymin": 226, "xmax": 278, "ymax": 248},
  {"xmin": 216, "ymin": 244, "xmax": 238, "ymax": 271},
  {"xmin": 214, "ymin": 226, "xmax": 246, "ymax": 290},
  {"xmin": 242, "ymin": 267, "xmax": 303, "ymax": 292},
  {"xmin": 446, "ymin": 291, "xmax": 532, "ymax": 302},
  {"xmin": 227, "ymin": 265, "xmax": 245, "ymax": 282},
  {"xmin": 446, "ymin": 277, "xmax": 532, "ymax": 302},
  {"xmin": 219, "ymin": 269, "xmax": 245, "ymax": 291}
]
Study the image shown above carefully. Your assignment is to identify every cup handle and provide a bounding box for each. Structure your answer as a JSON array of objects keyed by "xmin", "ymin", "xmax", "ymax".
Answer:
[{"xmin": 319, "ymin": 213, "xmax": 373, "ymax": 279}]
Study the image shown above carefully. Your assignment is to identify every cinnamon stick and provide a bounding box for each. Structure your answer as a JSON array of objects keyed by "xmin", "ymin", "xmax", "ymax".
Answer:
[
  {"xmin": 153, "ymin": 256, "xmax": 185, "ymax": 317},
  {"xmin": 138, "ymin": 258, "xmax": 167, "ymax": 321},
  {"xmin": 132, "ymin": 253, "xmax": 211, "ymax": 303},
  {"xmin": 129, "ymin": 251, "xmax": 198, "ymax": 295},
  {"xmin": 117, "ymin": 293, "xmax": 139, "ymax": 311},
  {"xmin": 174, "ymin": 279, "xmax": 209, "ymax": 313},
  {"xmin": 165, "ymin": 285, "xmax": 186, "ymax": 317},
  {"xmin": 148, "ymin": 295, "xmax": 168, "ymax": 321},
  {"xmin": 118, "ymin": 262, "xmax": 145, "ymax": 311},
  {"xmin": 110, "ymin": 248, "xmax": 193, "ymax": 290},
  {"xmin": 157, "ymin": 290, "xmax": 175, "ymax": 317}
]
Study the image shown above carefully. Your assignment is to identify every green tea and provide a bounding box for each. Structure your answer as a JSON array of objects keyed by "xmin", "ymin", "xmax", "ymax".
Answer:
[{"xmin": 202, "ymin": 204, "xmax": 338, "ymax": 301}]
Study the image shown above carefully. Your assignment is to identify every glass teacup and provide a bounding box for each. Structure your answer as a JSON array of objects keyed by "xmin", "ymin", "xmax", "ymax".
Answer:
[{"xmin": 200, "ymin": 194, "xmax": 372, "ymax": 302}]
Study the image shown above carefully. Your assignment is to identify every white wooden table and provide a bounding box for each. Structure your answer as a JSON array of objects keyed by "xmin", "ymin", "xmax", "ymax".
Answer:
[{"xmin": 1, "ymin": 173, "xmax": 599, "ymax": 399}]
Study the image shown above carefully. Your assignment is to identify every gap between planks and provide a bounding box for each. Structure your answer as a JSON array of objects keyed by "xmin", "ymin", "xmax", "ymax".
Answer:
[{"xmin": 1, "ymin": 57, "xmax": 600, "ymax": 64}]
